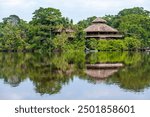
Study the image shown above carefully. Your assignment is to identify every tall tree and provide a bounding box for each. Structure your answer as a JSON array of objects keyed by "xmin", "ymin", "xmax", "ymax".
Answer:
[
  {"xmin": 118, "ymin": 7, "xmax": 150, "ymax": 17},
  {"xmin": 3, "ymin": 15, "xmax": 20, "ymax": 26},
  {"xmin": 103, "ymin": 7, "xmax": 150, "ymax": 46},
  {"xmin": 0, "ymin": 15, "xmax": 28, "ymax": 51},
  {"xmin": 30, "ymin": 7, "xmax": 63, "ymax": 51},
  {"xmin": 31, "ymin": 7, "xmax": 62, "ymax": 37}
]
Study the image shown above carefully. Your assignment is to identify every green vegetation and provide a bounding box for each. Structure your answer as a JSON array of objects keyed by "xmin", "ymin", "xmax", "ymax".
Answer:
[
  {"xmin": 103, "ymin": 7, "xmax": 150, "ymax": 47},
  {"xmin": 106, "ymin": 52, "xmax": 150, "ymax": 92},
  {"xmin": 86, "ymin": 51, "xmax": 141, "ymax": 65},
  {"xmin": 86, "ymin": 37, "xmax": 141, "ymax": 51},
  {"xmin": 0, "ymin": 7, "xmax": 150, "ymax": 52},
  {"xmin": 0, "ymin": 15, "xmax": 29, "ymax": 51},
  {"xmin": 0, "ymin": 52, "xmax": 150, "ymax": 93}
]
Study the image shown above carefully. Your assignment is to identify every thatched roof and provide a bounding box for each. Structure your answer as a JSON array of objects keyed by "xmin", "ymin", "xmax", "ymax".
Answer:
[
  {"xmin": 84, "ymin": 24, "xmax": 118, "ymax": 32},
  {"xmin": 92, "ymin": 17, "xmax": 107, "ymax": 23},
  {"xmin": 84, "ymin": 17, "xmax": 118, "ymax": 33},
  {"xmin": 54, "ymin": 28, "xmax": 74, "ymax": 33}
]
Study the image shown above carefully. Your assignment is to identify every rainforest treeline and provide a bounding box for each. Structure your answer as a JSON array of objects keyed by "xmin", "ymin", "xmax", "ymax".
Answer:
[{"xmin": 0, "ymin": 7, "xmax": 150, "ymax": 52}]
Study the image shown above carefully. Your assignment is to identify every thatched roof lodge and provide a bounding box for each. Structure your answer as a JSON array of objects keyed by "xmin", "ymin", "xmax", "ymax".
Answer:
[{"xmin": 84, "ymin": 17, "xmax": 123, "ymax": 39}]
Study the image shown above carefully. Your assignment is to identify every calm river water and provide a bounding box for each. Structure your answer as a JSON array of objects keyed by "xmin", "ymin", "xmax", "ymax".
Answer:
[{"xmin": 0, "ymin": 51, "xmax": 150, "ymax": 99}]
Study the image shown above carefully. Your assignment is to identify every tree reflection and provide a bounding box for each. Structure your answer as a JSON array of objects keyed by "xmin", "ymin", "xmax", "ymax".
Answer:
[
  {"xmin": 106, "ymin": 52, "xmax": 150, "ymax": 92},
  {"xmin": 0, "ymin": 51, "xmax": 150, "ymax": 95}
]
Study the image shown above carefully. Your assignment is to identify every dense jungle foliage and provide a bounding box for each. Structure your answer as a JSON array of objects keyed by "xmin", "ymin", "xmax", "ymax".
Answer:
[{"xmin": 0, "ymin": 7, "xmax": 150, "ymax": 52}]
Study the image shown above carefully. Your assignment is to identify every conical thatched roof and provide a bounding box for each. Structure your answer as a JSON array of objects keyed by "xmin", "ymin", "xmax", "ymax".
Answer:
[
  {"xmin": 84, "ymin": 24, "xmax": 118, "ymax": 32},
  {"xmin": 84, "ymin": 18, "xmax": 118, "ymax": 32},
  {"xmin": 92, "ymin": 17, "xmax": 107, "ymax": 23}
]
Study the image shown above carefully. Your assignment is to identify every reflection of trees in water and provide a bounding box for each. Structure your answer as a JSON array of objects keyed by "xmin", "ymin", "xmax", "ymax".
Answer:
[
  {"xmin": 106, "ymin": 53, "xmax": 150, "ymax": 92},
  {"xmin": 86, "ymin": 52, "xmax": 141, "ymax": 65},
  {"xmin": 4, "ymin": 76, "xmax": 21, "ymax": 87},
  {"xmin": 0, "ymin": 52, "xmax": 150, "ymax": 94},
  {"xmin": 0, "ymin": 52, "xmax": 86, "ymax": 95},
  {"xmin": 0, "ymin": 53, "xmax": 27, "ymax": 87}
]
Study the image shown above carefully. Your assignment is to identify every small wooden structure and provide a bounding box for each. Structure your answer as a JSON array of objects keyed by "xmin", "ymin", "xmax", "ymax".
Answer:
[
  {"xmin": 54, "ymin": 28, "xmax": 74, "ymax": 38},
  {"xmin": 84, "ymin": 17, "xmax": 123, "ymax": 39}
]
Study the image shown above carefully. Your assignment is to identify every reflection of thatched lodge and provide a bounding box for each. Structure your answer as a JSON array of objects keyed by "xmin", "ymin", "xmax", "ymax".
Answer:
[
  {"xmin": 85, "ymin": 63, "xmax": 123, "ymax": 79},
  {"xmin": 84, "ymin": 17, "xmax": 123, "ymax": 39}
]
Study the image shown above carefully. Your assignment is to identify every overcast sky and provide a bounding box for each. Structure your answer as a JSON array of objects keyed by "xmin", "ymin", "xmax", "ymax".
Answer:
[{"xmin": 0, "ymin": 0, "xmax": 150, "ymax": 23}]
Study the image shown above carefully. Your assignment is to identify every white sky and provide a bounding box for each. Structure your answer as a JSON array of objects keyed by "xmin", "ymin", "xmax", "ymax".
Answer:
[{"xmin": 0, "ymin": 0, "xmax": 150, "ymax": 23}]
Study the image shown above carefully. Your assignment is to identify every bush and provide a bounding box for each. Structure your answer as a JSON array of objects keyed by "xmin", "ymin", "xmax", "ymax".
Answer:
[
  {"xmin": 124, "ymin": 37, "xmax": 141, "ymax": 50},
  {"xmin": 97, "ymin": 39, "xmax": 108, "ymax": 50},
  {"xmin": 86, "ymin": 38, "xmax": 98, "ymax": 50},
  {"xmin": 97, "ymin": 39, "xmax": 125, "ymax": 51},
  {"xmin": 52, "ymin": 33, "xmax": 68, "ymax": 51},
  {"xmin": 87, "ymin": 37, "xmax": 141, "ymax": 51}
]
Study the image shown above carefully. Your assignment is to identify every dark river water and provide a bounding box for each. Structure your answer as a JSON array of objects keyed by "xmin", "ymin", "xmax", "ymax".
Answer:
[{"xmin": 0, "ymin": 51, "xmax": 150, "ymax": 100}]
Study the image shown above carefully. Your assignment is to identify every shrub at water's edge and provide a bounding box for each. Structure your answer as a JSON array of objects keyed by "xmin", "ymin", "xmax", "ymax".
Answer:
[{"xmin": 86, "ymin": 37, "xmax": 141, "ymax": 51}]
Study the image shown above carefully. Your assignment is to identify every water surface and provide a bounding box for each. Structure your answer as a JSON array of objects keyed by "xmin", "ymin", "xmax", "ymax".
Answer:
[{"xmin": 0, "ymin": 51, "xmax": 150, "ymax": 99}]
